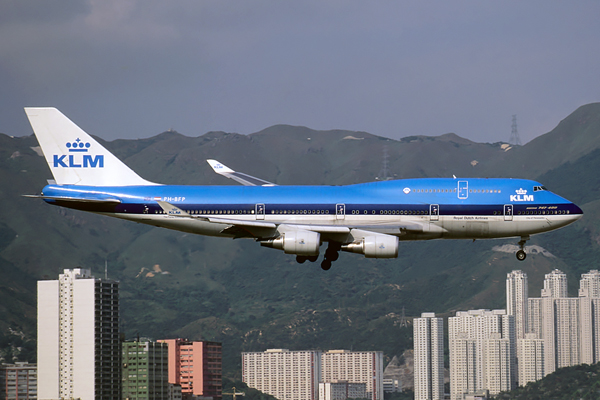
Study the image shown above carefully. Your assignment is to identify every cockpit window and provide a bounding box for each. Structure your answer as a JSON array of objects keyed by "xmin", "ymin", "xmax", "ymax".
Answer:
[{"xmin": 533, "ymin": 186, "xmax": 548, "ymax": 192}]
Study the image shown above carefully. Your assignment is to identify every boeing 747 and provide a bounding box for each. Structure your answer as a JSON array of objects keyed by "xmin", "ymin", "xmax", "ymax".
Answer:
[{"xmin": 24, "ymin": 108, "xmax": 583, "ymax": 270}]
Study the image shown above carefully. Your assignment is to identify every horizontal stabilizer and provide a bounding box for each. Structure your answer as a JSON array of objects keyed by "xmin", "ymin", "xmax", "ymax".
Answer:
[{"xmin": 23, "ymin": 194, "xmax": 121, "ymax": 204}]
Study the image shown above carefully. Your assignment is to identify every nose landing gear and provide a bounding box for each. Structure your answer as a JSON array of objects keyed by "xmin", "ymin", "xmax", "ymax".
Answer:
[{"xmin": 516, "ymin": 236, "xmax": 529, "ymax": 261}]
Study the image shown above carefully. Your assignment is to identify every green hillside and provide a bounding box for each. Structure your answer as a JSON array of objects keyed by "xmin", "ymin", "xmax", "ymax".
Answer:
[
  {"xmin": 0, "ymin": 104, "xmax": 599, "ymax": 378},
  {"xmin": 495, "ymin": 362, "xmax": 600, "ymax": 400}
]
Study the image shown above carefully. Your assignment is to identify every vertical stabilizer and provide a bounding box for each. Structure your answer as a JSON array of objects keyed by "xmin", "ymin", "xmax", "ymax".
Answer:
[{"xmin": 25, "ymin": 108, "xmax": 157, "ymax": 186}]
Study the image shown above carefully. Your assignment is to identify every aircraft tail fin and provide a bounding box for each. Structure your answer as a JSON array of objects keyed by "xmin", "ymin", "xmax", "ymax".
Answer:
[{"xmin": 25, "ymin": 108, "xmax": 156, "ymax": 186}]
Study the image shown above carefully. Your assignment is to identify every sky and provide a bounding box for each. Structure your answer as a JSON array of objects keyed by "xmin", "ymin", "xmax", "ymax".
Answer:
[{"xmin": 1, "ymin": 0, "xmax": 599, "ymax": 144}]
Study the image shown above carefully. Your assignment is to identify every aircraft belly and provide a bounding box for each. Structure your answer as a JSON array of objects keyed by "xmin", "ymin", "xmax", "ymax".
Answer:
[
  {"xmin": 97, "ymin": 210, "xmax": 582, "ymax": 242},
  {"xmin": 439, "ymin": 214, "xmax": 576, "ymax": 239}
]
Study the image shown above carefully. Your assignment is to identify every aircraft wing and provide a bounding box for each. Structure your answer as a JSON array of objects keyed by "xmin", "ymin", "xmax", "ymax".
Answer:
[{"xmin": 206, "ymin": 159, "xmax": 276, "ymax": 186}]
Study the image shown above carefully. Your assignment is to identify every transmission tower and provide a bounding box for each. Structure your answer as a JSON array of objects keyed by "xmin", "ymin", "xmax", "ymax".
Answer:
[
  {"xmin": 399, "ymin": 306, "xmax": 408, "ymax": 327},
  {"xmin": 377, "ymin": 146, "xmax": 391, "ymax": 180},
  {"xmin": 509, "ymin": 115, "xmax": 522, "ymax": 145}
]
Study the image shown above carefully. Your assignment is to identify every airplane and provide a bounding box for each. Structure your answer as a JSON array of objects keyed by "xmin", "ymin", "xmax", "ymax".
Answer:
[{"xmin": 24, "ymin": 107, "xmax": 583, "ymax": 270}]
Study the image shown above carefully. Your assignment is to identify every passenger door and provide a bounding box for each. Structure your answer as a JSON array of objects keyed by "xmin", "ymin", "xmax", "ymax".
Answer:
[
  {"xmin": 458, "ymin": 181, "xmax": 468, "ymax": 199},
  {"xmin": 504, "ymin": 204, "xmax": 513, "ymax": 221},
  {"xmin": 336, "ymin": 203, "xmax": 345, "ymax": 220},
  {"xmin": 430, "ymin": 204, "xmax": 439, "ymax": 221},
  {"xmin": 255, "ymin": 203, "xmax": 265, "ymax": 220}
]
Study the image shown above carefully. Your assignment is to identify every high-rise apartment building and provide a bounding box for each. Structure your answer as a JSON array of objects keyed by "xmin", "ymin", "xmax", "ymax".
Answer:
[
  {"xmin": 448, "ymin": 310, "xmax": 515, "ymax": 400},
  {"xmin": 318, "ymin": 381, "xmax": 366, "ymax": 400},
  {"xmin": 579, "ymin": 270, "xmax": 600, "ymax": 364},
  {"xmin": 159, "ymin": 339, "xmax": 222, "ymax": 400},
  {"xmin": 541, "ymin": 269, "xmax": 568, "ymax": 298},
  {"xmin": 242, "ymin": 349, "xmax": 321, "ymax": 400},
  {"xmin": 122, "ymin": 341, "xmax": 169, "ymax": 400},
  {"xmin": 517, "ymin": 333, "xmax": 544, "ymax": 385},
  {"xmin": 321, "ymin": 350, "xmax": 384, "ymax": 400},
  {"xmin": 528, "ymin": 269, "xmax": 580, "ymax": 375},
  {"xmin": 37, "ymin": 268, "xmax": 120, "ymax": 400},
  {"xmin": 413, "ymin": 313, "xmax": 444, "ymax": 400},
  {"xmin": 0, "ymin": 362, "xmax": 37, "ymax": 400},
  {"xmin": 579, "ymin": 270, "xmax": 600, "ymax": 298},
  {"xmin": 506, "ymin": 270, "xmax": 528, "ymax": 341}
]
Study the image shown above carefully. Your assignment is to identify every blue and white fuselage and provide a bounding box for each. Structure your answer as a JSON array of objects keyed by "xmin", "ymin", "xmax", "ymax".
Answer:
[{"xmin": 25, "ymin": 108, "xmax": 583, "ymax": 269}]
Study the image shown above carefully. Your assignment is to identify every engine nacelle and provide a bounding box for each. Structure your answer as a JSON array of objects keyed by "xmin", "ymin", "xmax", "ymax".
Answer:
[
  {"xmin": 261, "ymin": 230, "xmax": 321, "ymax": 256},
  {"xmin": 341, "ymin": 234, "xmax": 399, "ymax": 258}
]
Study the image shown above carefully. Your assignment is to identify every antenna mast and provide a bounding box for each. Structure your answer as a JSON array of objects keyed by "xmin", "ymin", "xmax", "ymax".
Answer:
[{"xmin": 509, "ymin": 115, "xmax": 522, "ymax": 145}]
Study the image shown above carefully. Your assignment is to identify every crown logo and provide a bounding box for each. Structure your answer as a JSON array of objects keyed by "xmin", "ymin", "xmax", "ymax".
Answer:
[
  {"xmin": 403, "ymin": 187, "xmax": 411, "ymax": 194},
  {"xmin": 66, "ymin": 138, "xmax": 91, "ymax": 152},
  {"xmin": 516, "ymin": 188, "xmax": 527, "ymax": 195}
]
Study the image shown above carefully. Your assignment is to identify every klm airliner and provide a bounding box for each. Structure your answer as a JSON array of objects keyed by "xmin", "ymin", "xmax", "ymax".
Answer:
[{"xmin": 25, "ymin": 108, "xmax": 583, "ymax": 270}]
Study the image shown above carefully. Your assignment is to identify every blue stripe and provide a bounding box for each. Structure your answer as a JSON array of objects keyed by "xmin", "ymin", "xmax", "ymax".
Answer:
[{"xmin": 105, "ymin": 202, "xmax": 582, "ymax": 216}]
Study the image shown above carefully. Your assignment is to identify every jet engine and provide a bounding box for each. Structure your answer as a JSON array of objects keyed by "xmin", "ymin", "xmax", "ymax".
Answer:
[
  {"xmin": 261, "ymin": 229, "xmax": 321, "ymax": 256},
  {"xmin": 341, "ymin": 234, "xmax": 399, "ymax": 258}
]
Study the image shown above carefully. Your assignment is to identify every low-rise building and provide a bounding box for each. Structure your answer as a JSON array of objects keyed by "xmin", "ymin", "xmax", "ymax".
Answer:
[
  {"xmin": 159, "ymin": 339, "xmax": 222, "ymax": 400},
  {"xmin": 0, "ymin": 362, "xmax": 37, "ymax": 400},
  {"xmin": 122, "ymin": 341, "xmax": 169, "ymax": 400},
  {"xmin": 242, "ymin": 349, "xmax": 321, "ymax": 400}
]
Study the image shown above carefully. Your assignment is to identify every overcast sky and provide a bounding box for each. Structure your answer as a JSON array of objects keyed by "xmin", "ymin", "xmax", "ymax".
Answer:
[{"xmin": 1, "ymin": 1, "xmax": 599, "ymax": 144}]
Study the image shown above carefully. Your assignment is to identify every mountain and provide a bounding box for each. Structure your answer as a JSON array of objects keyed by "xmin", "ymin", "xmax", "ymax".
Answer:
[{"xmin": 0, "ymin": 103, "xmax": 599, "ymax": 377}]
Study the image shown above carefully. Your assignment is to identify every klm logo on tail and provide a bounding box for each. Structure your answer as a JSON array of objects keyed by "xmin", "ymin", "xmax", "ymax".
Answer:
[{"xmin": 53, "ymin": 139, "xmax": 104, "ymax": 168}]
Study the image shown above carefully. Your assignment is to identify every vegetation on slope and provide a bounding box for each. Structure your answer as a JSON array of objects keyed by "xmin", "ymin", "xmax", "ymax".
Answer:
[{"xmin": 495, "ymin": 362, "xmax": 600, "ymax": 400}]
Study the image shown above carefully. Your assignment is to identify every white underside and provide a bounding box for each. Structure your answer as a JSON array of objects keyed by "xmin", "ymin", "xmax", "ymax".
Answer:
[{"xmin": 102, "ymin": 212, "xmax": 581, "ymax": 241}]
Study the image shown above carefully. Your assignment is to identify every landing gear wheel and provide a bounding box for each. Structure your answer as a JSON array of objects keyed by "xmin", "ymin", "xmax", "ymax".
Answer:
[
  {"xmin": 307, "ymin": 255, "xmax": 319, "ymax": 263},
  {"xmin": 321, "ymin": 241, "xmax": 341, "ymax": 270},
  {"xmin": 516, "ymin": 235, "xmax": 529, "ymax": 261},
  {"xmin": 296, "ymin": 256, "xmax": 307, "ymax": 264},
  {"xmin": 325, "ymin": 251, "xmax": 339, "ymax": 262}
]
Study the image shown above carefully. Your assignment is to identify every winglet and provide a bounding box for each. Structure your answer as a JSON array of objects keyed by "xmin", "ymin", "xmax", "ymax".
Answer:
[
  {"xmin": 207, "ymin": 159, "xmax": 235, "ymax": 174},
  {"xmin": 206, "ymin": 159, "xmax": 276, "ymax": 186}
]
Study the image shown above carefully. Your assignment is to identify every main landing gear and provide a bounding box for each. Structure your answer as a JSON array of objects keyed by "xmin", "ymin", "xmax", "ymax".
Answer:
[
  {"xmin": 321, "ymin": 242, "xmax": 341, "ymax": 271},
  {"xmin": 516, "ymin": 236, "xmax": 529, "ymax": 261},
  {"xmin": 296, "ymin": 255, "xmax": 318, "ymax": 263},
  {"xmin": 295, "ymin": 242, "xmax": 341, "ymax": 271}
]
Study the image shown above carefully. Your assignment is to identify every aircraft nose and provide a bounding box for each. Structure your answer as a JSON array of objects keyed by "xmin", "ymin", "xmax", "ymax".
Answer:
[{"xmin": 572, "ymin": 203, "xmax": 584, "ymax": 218}]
